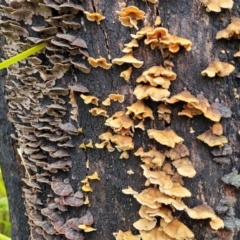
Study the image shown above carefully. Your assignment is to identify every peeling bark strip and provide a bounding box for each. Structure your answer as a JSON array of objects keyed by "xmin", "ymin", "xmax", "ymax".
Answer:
[{"xmin": 0, "ymin": 0, "xmax": 240, "ymax": 240}]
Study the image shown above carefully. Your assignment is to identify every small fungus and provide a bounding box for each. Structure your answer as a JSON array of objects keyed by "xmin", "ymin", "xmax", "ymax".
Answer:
[
  {"xmin": 112, "ymin": 53, "xmax": 143, "ymax": 68},
  {"xmin": 136, "ymin": 65, "xmax": 176, "ymax": 89},
  {"xmin": 122, "ymin": 186, "xmax": 138, "ymax": 195},
  {"xmin": 201, "ymin": 0, "xmax": 233, "ymax": 12},
  {"xmin": 158, "ymin": 104, "xmax": 171, "ymax": 123},
  {"xmin": 234, "ymin": 51, "xmax": 240, "ymax": 57},
  {"xmin": 216, "ymin": 16, "xmax": 240, "ymax": 39},
  {"xmin": 126, "ymin": 100, "xmax": 154, "ymax": 120},
  {"xmin": 113, "ymin": 230, "xmax": 141, "ymax": 240},
  {"xmin": 160, "ymin": 182, "xmax": 192, "ymax": 198},
  {"xmin": 141, "ymin": 165, "xmax": 173, "ymax": 189},
  {"xmin": 185, "ymin": 205, "xmax": 224, "ymax": 230},
  {"xmin": 161, "ymin": 218, "xmax": 194, "ymax": 240},
  {"xmin": 116, "ymin": 6, "xmax": 145, "ymax": 29},
  {"xmin": 80, "ymin": 94, "xmax": 99, "ymax": 106},
  {"xmin": 120, "ymin": 67, "xmax": 132, "ymax": 82},
  {"xmin": 102, "ymin": 97, "xmax": 111, "ymax": 106},
  {"xmin": 134, "ymin": 147, "xmax": 165, "ymax": 168},
  {"xmin": 110, "ymin": 134, "xmax": 134, "ymax": 152},
  {"xmin": 122, "ymin": 39, "xmax": 139, "ymax": 53},
  {"xmin": 201, "ymin": 59, "xmax": 235, "ymax": 77},
  {"xmin": 131, "ymin": 26, "xmax": 153, "ymax": 39},
  {"xmin": 211, "ymin": 122, "xmax": 223, "ymax": 136},
  {"xmin": 197, "ymin": 129, "xmax": 228, "ymax": 147},
  {"xmin": 105, "ymin": 111, "xmax": 134, "ymax": 136},
  {"xmin": 133, "ymin": 84, "xmax": 170, "ymax": 101},
  {"xmin": 133, "ymin": 218, "xmax": 157, "ymax": 231},
  {"xmin": 51, "ymin": 178, "xmax": 73, "ymax": 196},
  {"xmin": 120, "ymin": 151, "xmax": 129, "ymax": 159},
  {"xmin": 109, "ymin": 94, "xmax": 125, "ymax": 103},
  {"xmin": 167, "ymin": 90, "xmax": 199, "ymax": 104},
  {"xmin": 211, "ymin": 144, "xmax": 232, "ymax": 156},
  {"xmin": 78, "ymin": 224, "xmax": 96, "ymax": 232},
  {"xmin": 88, "ymin": 57, "xmax": 112, "ymax": 69},
  {"xmin": 89, "ymin": 107, "xmax": 109, "ymax": 117},
  {"xmin": 147, "ymin": 129, "xmax": 184, "ymax": 148},
  {"xmin": 88, "ymin": 172, "xmax": 100, "ymax": 180},
  {"xmin": 139, "ymin": 227, "xmax": 170, "ymax": 240},
  {"xmin": 172, "ymin": 158, "xmax": 196, "ymax": 178},
  {"xmin": 134, "ymin": 187, "xmax": 162, "ymax": 209},
  {"xmin": 127, "ymin": 169, "xmax": 134, "ymax": 175},
  {"xmin": 84, "ymin": 11, "xmax": 105, "ymax": 24}
]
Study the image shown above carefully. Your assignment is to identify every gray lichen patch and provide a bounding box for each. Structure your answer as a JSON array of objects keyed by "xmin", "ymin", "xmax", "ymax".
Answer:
[{"xmin": 222, "ymin": 170, "xmax": 240, "ymax": 188}]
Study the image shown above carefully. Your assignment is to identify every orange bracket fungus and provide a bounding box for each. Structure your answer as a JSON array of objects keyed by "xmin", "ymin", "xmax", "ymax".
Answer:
[
  {"xmin": 80, "ymin": 94, "xmax": 99, "ymax": 106},
  {"xmin": 87, "ymin": 57, "xmax": 112, "ymax": 69},
  {"xmin": 160, "ymin": 218, "xmax": 194, "ymax": 240},
  {"xmin": 197, "ymin": 129, "xmax": 228, "ymax": 147},
  {"xmin": 144, "ymin": 27, "xmax": 192, "ymax": 53},
  {"xmin": 112, "ymin": 53, "xmax": 144, "ymax": 68},
  {"xmin": 201, "ymin": 59, "xmax": 235, "ymax": 77},
  {"xmin": 185, "ymin": 205, "xmax": 224, "ymax": 230},
  {"xmin": 84, "ymin": 11, "xmax": 105, "ymax": 25},
  {"xmin": 89, "ymin": 107, "xmax": 109, "ymax": 117},
  {"xmin": 120, "ymin": 67, "xmax": 132, "ymax": 82},
  {"xmin": 113, "ymin": 230, "xmax": 141, "ymax": 240},
  {"xmin": 201, "ymin": 0, "xmax": 234, "ymax": 12},
  {"xmin": 147, "ymin": 129, "xmax": 184, "ymax": 148},
  {"xmin": 216, "ymin": 16, "xmax": 240, "ymax": 39},
  {"xmin": 109, "ymin": 94, "xmax": 125, "ymax": 103},
  {"xmin": 116, "ymin": 6, "xmax": 145, "ymax": 30}
]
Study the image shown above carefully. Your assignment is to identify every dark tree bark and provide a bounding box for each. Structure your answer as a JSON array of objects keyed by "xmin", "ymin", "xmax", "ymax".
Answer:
[{"xmin": 0, "ymin": 0, "xmax": 240, "ymax": 240}]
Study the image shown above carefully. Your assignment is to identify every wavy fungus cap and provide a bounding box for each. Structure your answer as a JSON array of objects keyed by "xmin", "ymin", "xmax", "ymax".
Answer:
[
  {"xmin": 201, "ymin": 59, "xmax": 235, "ymax": 77},
  {"xmin": 84, "ymin": 11, "xmax": 105, "ymax": 24},
  {"xmin": 116, "ymin": 6, "xmax": 145, "ymax": 29},
  {"xmin": 201, "ymin": 0, "xmax": 233, "ymax": 12}
]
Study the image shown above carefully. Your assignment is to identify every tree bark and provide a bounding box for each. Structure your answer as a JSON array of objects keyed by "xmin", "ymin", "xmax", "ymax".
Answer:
[{"xmin": 0, "ymin": 0, "xmax": 240, "ymax": 240}]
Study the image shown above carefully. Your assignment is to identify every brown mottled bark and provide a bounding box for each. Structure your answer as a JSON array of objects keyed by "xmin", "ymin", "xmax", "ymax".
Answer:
[{"xmin": 0, "ymin": 0, "xmax": 240, "ymax": 240}]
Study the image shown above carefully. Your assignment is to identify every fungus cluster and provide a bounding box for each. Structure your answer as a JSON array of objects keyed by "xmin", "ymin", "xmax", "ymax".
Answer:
[
  {"xmin": 0, "ymin": 0, "xmax": 235, "ymax": 239},
  {"xmin": 0, "ymin": 0, "xmax": 99, "ymax": 239},
  {"xmin": 84, "ymin": 5, "xmax": 227, "ymax": 239},
  {"xmin": 201, "ymin": 0, "xmax": 234, "ymax": 12}
]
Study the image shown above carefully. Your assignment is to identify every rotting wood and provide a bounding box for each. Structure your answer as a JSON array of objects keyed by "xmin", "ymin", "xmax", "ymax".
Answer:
[{"xmin": 0, "ymin": 0, "xmax": 240, "ymax": 240}]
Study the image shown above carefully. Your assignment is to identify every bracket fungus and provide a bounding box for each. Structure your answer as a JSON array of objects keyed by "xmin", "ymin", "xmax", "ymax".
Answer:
[
  {"xmin": 147, "ymin": 129, "xmax": 184, "ymax": 148},
  {"xmin": 201, "ymin": 59, "xmax": 235, "ymax": 77},
  {"xmin": 144, "ymin": 27, "xmax": 192, "ymax": 53},
  {"xmin": 160, "ymin": 218, "xmax": 194, "ymax": 240},
  {"xmin": 134, "ymin": 147, "xmax": 165, "ymax": 168},
  {"xmin": 134, "ymin": 84, "xmax": 170, "ymax": 101},
  {"xmin": 113, "ymin": 230, "xmax": 141, "ymax": 240},
  {"xmin": 136, "ymin": 65, "xmax": 176, "ymax": 89},
  {"xmin": 120, "ymin": 67, "xmax": 132, "ymax": 82},
  {"xmin": 84, "ymin": 11, "xmax": 105, "ymax": 25},
  {"xmin": 116, "ymin": 6, "xmax": 145, "ymax": 29},
  {"xmin": 172, "ymin": 158, "xmax": 196, "ymax": 178},
  {"xmin": 80, "ymin": 94, "xmax": 99, "ymax": 106},
  {"xmin": 197, "ymin": 129, "xmax": 228, "ymax": 147},
  {"xmin": 88, "ymin": 57, "xmax": 112, "ymax": 69},
  {"xmin": 185, "ymin": 205, "xmax": 224, "ymax": 230},
  {"xmin": 126, "ymin": 100, "xmax": 154, "ymax": 120},
  {"xmin": 113, "ymin": 53, "xmax": 143, "ymax": 68},
  {"xmin": 216, "ymin": 16, "xmax": 240, "ymax": 39},
  {"xmin": 201, "ymin": 0, "xmax": 234, "ymax": 12},
  {"xmin": 89, "ymin": 107, "xmax": 109, "ymax": 117}
]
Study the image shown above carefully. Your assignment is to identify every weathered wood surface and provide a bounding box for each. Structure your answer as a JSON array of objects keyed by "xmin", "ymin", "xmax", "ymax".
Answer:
[{"xmin": 0, "ymin": 0, "xmax": 240, "ymax": 239}]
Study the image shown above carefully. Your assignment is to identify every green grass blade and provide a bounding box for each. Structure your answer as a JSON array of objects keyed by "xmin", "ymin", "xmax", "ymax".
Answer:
[
  {"xmin": 0, "ymin": 42, "xmax": 47, "ymax": 70},
  {"xmin": 0, "ymin": 233, "xmax": 10, "ymax": 240}
]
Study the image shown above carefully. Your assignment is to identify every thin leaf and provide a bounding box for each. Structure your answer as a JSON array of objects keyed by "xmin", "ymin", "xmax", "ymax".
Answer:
[{"xmin": 0, "ymin": 42, "xmax": 47, "ymax": 70}]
